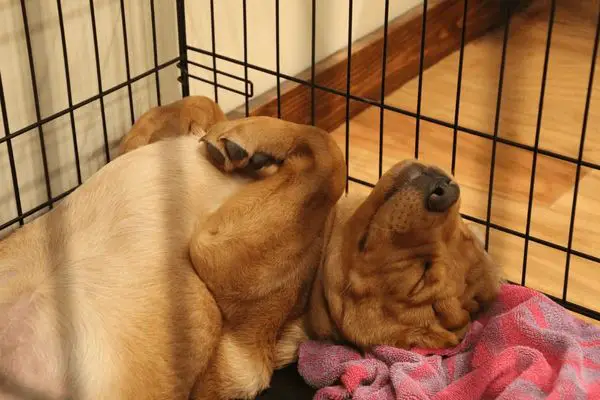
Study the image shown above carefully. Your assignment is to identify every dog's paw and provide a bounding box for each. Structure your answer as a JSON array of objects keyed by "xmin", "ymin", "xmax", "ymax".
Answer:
[{"xmin": 200, "ymin": 131, "xmax": 283, "ymax": 173}]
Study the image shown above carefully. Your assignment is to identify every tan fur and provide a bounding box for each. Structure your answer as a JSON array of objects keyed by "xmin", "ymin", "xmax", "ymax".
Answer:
[
  {"xmin": 304, "ymin": 161, "xmax": 503, "ymax": 351},
  {"xmin": 117, "ymin": 95, "xmax": 227, "ymax": 156},
  {"xmin": 0, "ymin": 97, "xmax": 501, "ymax": 399},
  {"xmin": 0, "ymin": 109, "xmax": 345, "ymax": 398}
]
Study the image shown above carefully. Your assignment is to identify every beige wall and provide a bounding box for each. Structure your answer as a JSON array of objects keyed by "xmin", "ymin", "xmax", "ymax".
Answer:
[{"xmin": 0, "ymin": 0, "xmax": 421, "ymax": 235}]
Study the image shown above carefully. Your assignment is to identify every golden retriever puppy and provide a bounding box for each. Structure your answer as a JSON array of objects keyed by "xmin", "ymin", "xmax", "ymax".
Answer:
[
  {"xmin": 0, "ymin": 116, "xmax": 346, "ymax": 399},
  {"xmin": 117, "ymin": 95, "xmax": 227, "ymax": 155}
]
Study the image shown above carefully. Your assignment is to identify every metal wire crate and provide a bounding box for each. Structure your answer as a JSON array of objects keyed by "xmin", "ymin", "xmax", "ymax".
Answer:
[{"xmin": 1, "ymin": 0, "xmax": 599, "ymax": 324}]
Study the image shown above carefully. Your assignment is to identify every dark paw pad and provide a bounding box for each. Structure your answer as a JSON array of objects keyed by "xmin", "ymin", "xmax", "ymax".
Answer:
[
  {"xmin": 249, "ymin": 152, "xmax": 282, "ymax": 170},
  {"xmin": 224, "ymin": 139, "xmax": 248, "ymax": 162},
  {"xmin": 205, "ymin": 141, "xmax": 225, "ymax": 166}
]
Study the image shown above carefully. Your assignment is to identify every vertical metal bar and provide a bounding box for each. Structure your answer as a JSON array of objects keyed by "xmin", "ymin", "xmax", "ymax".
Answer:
[
  {"xmin": 0, "ymin": 74, "xmax": 24, "ymax": 226},
  {"xmin": 56, "ymin": 0, "xmax": 82, "ymax": 185},
  {"xmin": 19, "ymin": 0, "xmax": 53, "ymax": 208},
  {"xmin": 88, "ymin": 0, "xmax": 110, "ymax": 163},
  {"xmin": 562, "ymin": 2, "xmax": 600, "ymax": 301},
  {"xmin": 310, "ymin": 0, "xmax": 317, "ymax": 126},
  {"xmin": 275, "ymin": 0, "xmax": 281, "ymax": 118},
  {"xmin": 344, "ymin": 0, "xmax": 354, "ymax": 192},
  {"xmin": 451, "ymin": 0, "xmax": 468, "ymax": 175},
  {"xmin": 242, "ymin": 0, "xmax": 249, "ymax": 117},
  {"xmin": 378, "ymin": 0, "xmax": 390, "ymax": 179},
  {"xmin": 414, "ymin": 0, "xmax": 428, "ymax": 160},
  {"xmin": 521, "ymin": 0, "xmax": 556, "ymax": 286},
  {"xmin": 150, "ymin": 0, "xmax": 162, "ymax": 106},
  {"xmin": 119, "ymin": 0, "xmax": 135, "ymax": 124},
  {"xmin": 209, "ymin": 0, "xmax": 219, "ymax": 102},
  {"xmin": 176, "ymin": 0, "xmax": 190, "ymax": 97},
  {"xmin": 484, "ymin": 4, "xmax": 512, "ymax": 250}
]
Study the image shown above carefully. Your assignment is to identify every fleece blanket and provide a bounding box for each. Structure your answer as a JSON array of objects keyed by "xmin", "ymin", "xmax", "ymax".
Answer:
[{"xmin": 298, "ymin": 284, "xmax": 600, "ymax": 400}]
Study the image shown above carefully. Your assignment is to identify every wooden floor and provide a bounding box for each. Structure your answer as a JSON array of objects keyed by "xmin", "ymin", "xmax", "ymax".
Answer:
[{"xmin": 330, "ymin": 0, "xmax": 600, "ymax": 322}]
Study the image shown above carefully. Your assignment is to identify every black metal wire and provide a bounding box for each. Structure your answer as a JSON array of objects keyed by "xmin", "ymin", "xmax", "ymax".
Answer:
[
  {"xmin": 176, "ymin": 0, "xmax": 190, "ymax": 97},
  {"xmin": 521, "ymin": 0, "xmax": 556, "ymax": 286},
  {"xmin": 56, "ymin": 0, "xmax": 82, "ymax": 185},
  {"xmin": 88, "ymin": 0, "xmax": 110, "ymax": 163},
  {"xmin": 275, "ymin": 0, "xmax": 282, "ymax": 119},
  {"xmin": 378, "ymin": 0, "xmax": 390, "ymax": 179},
  {"xmin": 187, "ymin": 45, "xmax": 600, "ymax": 174},
  {"xmin": 0, "ymin": 187, "xmax": 77, "ymax": 232},
  {"xmin": 19, "ymin": 0, "xmax": 53, "ymax": 208},
  {"xmin": 2, "ymin": 0, "xmax": 599, "ymax": 324},
  {"xmin": 461, "ymin": 213, "xmax": 600, "ymax": 265},
  {"xmin": 562, "ymin": 2, "xmax": 600, "ymax": 302},
  {"xmin": 345, "ymin": 0, "xmax": 354, "ymax": 192},
  {"xmin": 0, "ymin": 74, "xmax": 23, "ymax": 226},
  {"xmin": 310, "ymin": 0, "xmax": 317, "ymax": 126},
  {"xmin": 242, "ymin": 0, "xmax": 249, "ymax": 117},
  {"xmin": 348, "ymin": 174, "xmax": 600, "ymax": 266},
  {"xmin": 415, "ymin": 0, "xmax": 428, "ymax": 160},
  {"xmin": 503, "ymin": 281, "xmax": 600, "ymax": 321},
  {"xmin": 182, "ymin": 73, "xmax": 250, "ymax": 97},
  {"xmin": 0, "ymin": 58, "xmax": 179, "ymax": 147},
  {"xmin": 182, "ymin": 60, "xmax": 253, "ymax": 95},
  {"xmin": 483, "ymin": 4, "xmax": 512, "ymax": 251},
  {"xmin": 149, "ymin": 0, "xmax": 162, "ymax": 106},
  {"xmin": 209, "ymin": 0, "xmax": 219, "ymax": 102},
  {"xmin": 119, "ymin": 0, "xmax": 135, "ymax": 124},
  {"xmin": 451, "ymin": 0, "xmax": 468, "ymax": 175}
]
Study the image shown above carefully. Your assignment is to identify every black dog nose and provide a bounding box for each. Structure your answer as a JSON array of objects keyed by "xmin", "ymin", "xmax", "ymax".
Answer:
[{"xmin": 426, "ymin": 178, "xmax": 460, "ymax": 212}]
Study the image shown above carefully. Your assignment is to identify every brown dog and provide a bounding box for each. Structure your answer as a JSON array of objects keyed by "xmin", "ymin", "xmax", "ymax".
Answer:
[
  {"xmin": 0, "ymin": 112, "xmax": 345, "ymax": 399},
  {"xmin": 274, "ymin": 162, "xmax": 502, "ymax": 367},
  {"xmin": 119, "ymin": 98, "xmax": 502, "ymax": 368},
  {"xmin": 0, "ymin": 96, "xmax": 501, "ymax": 399}
]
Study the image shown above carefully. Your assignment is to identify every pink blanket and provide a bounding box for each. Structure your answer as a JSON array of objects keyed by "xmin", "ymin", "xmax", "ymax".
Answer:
[{"xmin": 298, "ymin": 284, "xmax": 600, "ymax": 399}]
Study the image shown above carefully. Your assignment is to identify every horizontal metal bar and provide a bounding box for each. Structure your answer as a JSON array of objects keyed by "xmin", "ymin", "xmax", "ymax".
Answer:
[
  {"xmin": 348, "ymin": 176, "xmax": 375, "ymax": 188},
  {"xmin": 179, "ymin": 73, "xmax": 250, "ymax": 97},
  {"xmin": 505, "ymin": 281, "xmax": 600, "ymax": 320},
  {"xmin": 461, "ymin": 214, "xmax": 600, "ymax": 264},
  {"xmin": 183, "ymin": 60, "xmax": 254, "ymax": 96},
  {"xmin": 187, "ymin": 45, "xmax": 600, "ymax": 172},
  {"xmin": 0, "ymin": 186, "xmax": 76, "ymax": 231},
  {"xmin": 0, "ymin": 57, "xmax": 180, "ymax": 146},
  {"xmin": 545, "ymin": 292, "xmax": 600, "ymax": 321},
  {"xmin": 347, "ymin": 175, "xmax": 600, "ymax": 264}
]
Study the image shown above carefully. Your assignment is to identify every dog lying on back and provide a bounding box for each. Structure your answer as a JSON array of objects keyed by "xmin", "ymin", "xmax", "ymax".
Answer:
[{"xmin": 0, "ymin": 97, "xmax": 501, "ymax": 399}]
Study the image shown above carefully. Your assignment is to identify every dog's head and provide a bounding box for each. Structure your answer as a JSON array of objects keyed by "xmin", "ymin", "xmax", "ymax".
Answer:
[{"xmin": 313, "ymin": 159, "xmax": 502, "ymax": 350}]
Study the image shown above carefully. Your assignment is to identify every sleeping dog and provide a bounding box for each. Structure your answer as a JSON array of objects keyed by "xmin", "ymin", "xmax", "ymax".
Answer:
[{"xmin": 0, "ymin": 97, "xmax": 501, "ymax": 399}]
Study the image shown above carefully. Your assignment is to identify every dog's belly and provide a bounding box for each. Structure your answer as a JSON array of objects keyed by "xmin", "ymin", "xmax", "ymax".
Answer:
[
  {"xmin": 0, "ymin": 136, "xmax": 249, "ymax": 399},
  {"xmin": 1, "ymin": 260, "xmax": 222, "ymax": 399},
  {"xmin": 0, "ymin": 291, "xmax": 65, "ymax": 399},
  {"xmin": 0, "ymin": 288, "xmax": 108, "ymax": 399}
]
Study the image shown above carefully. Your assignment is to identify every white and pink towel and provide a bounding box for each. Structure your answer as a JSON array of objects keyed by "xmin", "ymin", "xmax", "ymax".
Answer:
[{"xmin": 298, "ymin": 284, "xmax": 600, "ymax": 399}]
